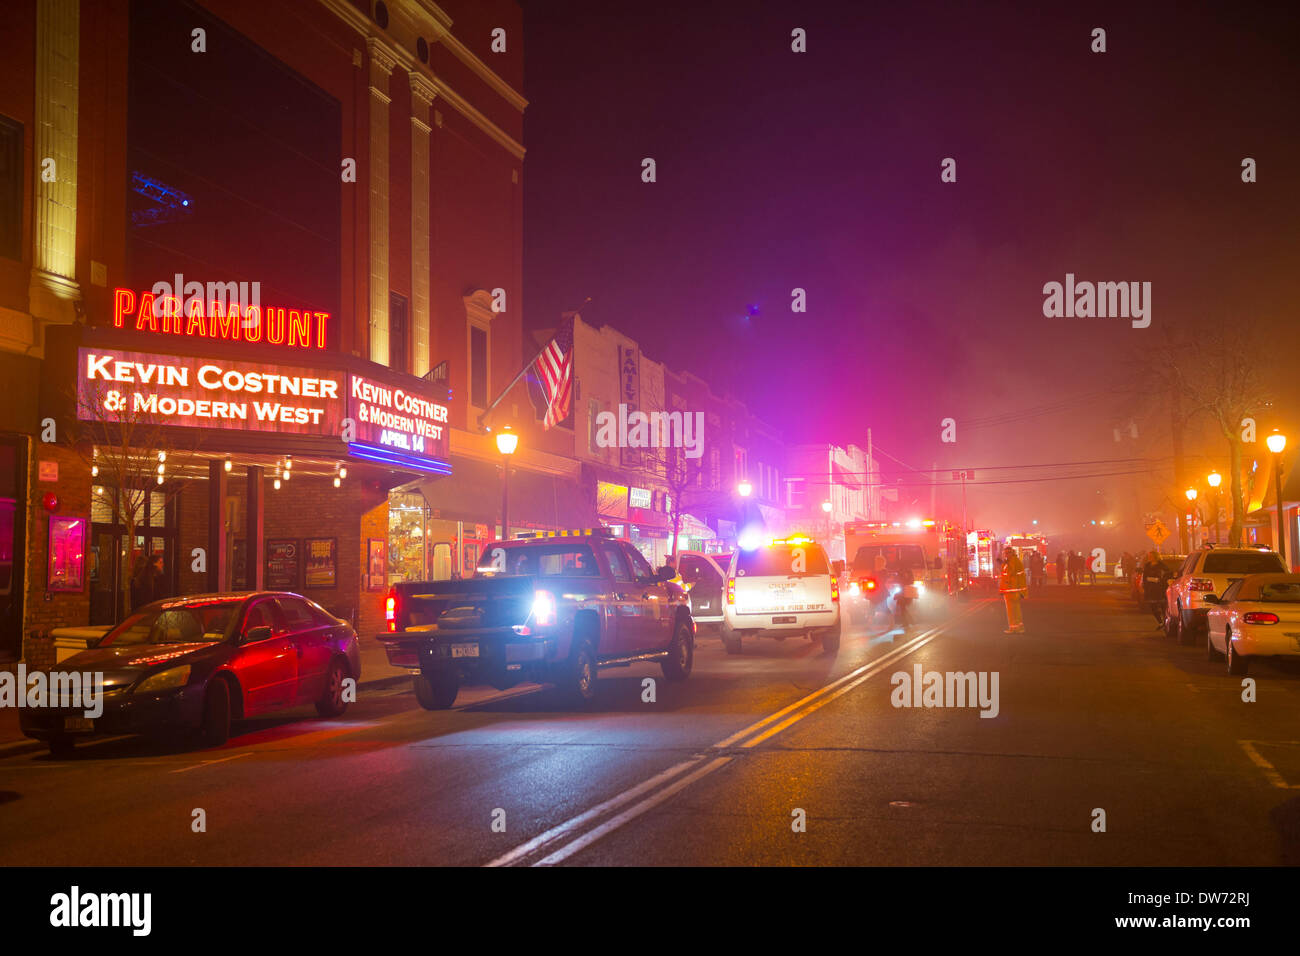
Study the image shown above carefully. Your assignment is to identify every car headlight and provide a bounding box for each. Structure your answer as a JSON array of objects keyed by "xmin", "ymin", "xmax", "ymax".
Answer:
[
  {"xmin": 915, "ymin": 582, "xmax": 925, "ymax": 595},
  {"xmin": 134, "ymin": 665, "xmax": 192, "ymax": 694}
]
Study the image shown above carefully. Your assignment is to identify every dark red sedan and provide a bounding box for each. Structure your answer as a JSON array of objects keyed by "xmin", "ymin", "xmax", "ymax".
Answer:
[{"xmin": 20, "ymin": 592, "xmax": 361, "ymax": 756}]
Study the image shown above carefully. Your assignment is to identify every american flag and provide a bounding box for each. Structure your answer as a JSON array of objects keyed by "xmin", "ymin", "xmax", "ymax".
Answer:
[{"xmin": 533, "ymin": 316, "xmax": 573, "ymax": 429}]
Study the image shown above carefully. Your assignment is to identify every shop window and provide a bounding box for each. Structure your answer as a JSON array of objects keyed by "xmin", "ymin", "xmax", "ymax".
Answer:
[
  {"xmin": 388, "ymin": 491, "xmax": 428, "ymax": 583},
  {"xmin": 0, "ymin": 114, "xmax": 20, "ymax": 261}
]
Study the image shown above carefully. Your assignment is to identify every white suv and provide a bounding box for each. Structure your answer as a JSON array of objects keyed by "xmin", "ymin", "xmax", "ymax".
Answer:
[
  {"xmin": 721, "ymin": 538, "xmax": 840, "ymax": 654},
  {"xmin": 1164, "ymin": 547, "xmax": 1286, "ymax": 644}
]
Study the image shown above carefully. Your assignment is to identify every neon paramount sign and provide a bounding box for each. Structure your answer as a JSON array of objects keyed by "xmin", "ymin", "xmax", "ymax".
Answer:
[{"xmin": 112, "ymin": 287, "xmax": 330, "ymax": 350}]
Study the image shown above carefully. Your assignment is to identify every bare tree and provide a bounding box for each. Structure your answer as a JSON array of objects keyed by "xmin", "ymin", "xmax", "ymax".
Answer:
[
  {"xmin": 1123, "ymin": 320, "xmax": 1274, "ymax": 548},
  {"xmin": 70, "ymin": 379, "xmax": 205, "ymax": 621},
  {"xmin": 1185, "ymin": 324, "xmax": 1273, "ymax": 546}
]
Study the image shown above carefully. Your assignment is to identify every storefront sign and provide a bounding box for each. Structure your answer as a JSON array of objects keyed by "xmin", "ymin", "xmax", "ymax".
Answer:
[
  {"xmin": 112, "ymin": 287, "xmax": 329, "ymax": 350},
  {"xmin": 629, "ymin": 486, "xmax": 652, "ymax": 509},
  {"xmin": 265, "ymin": 539, "xmax": 301, "ymax": 590},
  {"xmin": 305, "ymin": 538, "xmax": 337, "ymax": 589},
  {"xmin": 619, "ymin": 345, "xmax": 640, "ymax": 467},
  {"xmin": 77, "ymin": 348, "xmax": 346, "ymax": 439},
  {"xmin": 597, "ymin": 480, "xmax": 628, "ymax": 519},
  {"xmin": 38, "ymin": 460, "xmax": 58, "ymax": 482},
  {"xmin": 346, "ymin": 373, "xmax": 450, "ymax": 474}
]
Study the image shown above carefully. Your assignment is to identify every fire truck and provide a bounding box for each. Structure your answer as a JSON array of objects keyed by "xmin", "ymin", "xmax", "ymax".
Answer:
[
  {"xmin": 1005, "ymin": 532, "xmax": 1049, "ymax": 565},
  {"xmin": 967, "ymin": 530, "xmax": 1000, "ymax": 593},
  {"xmin": 843, "ymin": 519, "xmax": 968, "ymax": 600}
]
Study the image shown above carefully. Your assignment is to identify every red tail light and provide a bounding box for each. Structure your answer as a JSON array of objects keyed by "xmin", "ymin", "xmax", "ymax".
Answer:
[
  {"xmin": 831, "ymin": 578, "xmax": 840, "ymax": 602},
  {"xmin": 1189, "ymin": 578, "xmax": 1215, "ymax": 591},
  {"xmin": 726, "ymin": 577, "xmax": 736, "ymax": 605},
  {"xmin": 1242, "ymin": 611, "xmax": 1279, "ymax": 625},
  {"xmin": 864, "ymin": 578, "xmax": 878, "ymax": 591},
  {"xmin": 385, "ymin": 589, "xmax": 398, "ymax": 632}
]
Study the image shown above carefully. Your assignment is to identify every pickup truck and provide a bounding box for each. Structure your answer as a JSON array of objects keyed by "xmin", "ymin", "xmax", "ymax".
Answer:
[{"xmin": 377, "ymin": 532, "xmax": 696, "ymax": 708}]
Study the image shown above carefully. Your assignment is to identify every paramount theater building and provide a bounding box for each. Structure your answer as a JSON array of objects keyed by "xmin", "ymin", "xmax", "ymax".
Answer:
[{"xmin": 0, "ymin": 0, "xmax": 584, "ymax": 665}]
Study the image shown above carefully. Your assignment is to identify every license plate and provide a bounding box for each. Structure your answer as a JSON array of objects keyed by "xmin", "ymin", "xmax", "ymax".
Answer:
[
  {"xmin": 450, "ymin": 643, "xmax": 479, "ymax": 659},
  {"xmin": 772, "ymin": 616, "xmax": 797, "ymax": 624},
  {"xmin": 63, "ymin": 717, "xmax": 94, "ymax": 733}
]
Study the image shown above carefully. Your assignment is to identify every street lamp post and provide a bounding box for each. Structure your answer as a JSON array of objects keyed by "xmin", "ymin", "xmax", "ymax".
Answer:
[
  {"xmin": 822, "ymin": 499, "xmax": 832, "ymax": 552},
  {"xmin": 1185, "ymin": 487, "xmax": 1200, "ymax": 549},
  {"xmin": 1207, "ymin": 471, "xmax": 1222, "ymax": 545},
  {"xmin": 496, "ymin": 426, "xmax": 518, "ymax": 541},
  {"xmin": 1267, "ymin": 431, "xmax": 1287, "ymax": 566}
]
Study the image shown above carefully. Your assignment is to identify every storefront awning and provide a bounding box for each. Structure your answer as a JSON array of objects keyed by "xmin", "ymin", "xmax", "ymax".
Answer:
[{"xmin": 419, "ymin": 456, "xmax": 595, "ymax": 530}]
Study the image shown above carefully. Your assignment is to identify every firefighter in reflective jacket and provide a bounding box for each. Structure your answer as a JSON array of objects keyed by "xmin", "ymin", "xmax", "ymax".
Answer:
[{"xmin": 998, "ymin": 546, "xmax": 1027, "ymax": 633}]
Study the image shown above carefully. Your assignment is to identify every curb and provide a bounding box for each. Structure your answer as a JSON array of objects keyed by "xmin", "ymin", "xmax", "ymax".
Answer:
[{"xmin": 0, "ymin": 671, "xmax": 414, "ymax": 761}]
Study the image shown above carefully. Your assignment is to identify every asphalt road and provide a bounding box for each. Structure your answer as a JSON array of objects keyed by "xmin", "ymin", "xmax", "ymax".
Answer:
[{"xmin": 3, "ymin": 584, "xmax": 1299, "ymax": 866}]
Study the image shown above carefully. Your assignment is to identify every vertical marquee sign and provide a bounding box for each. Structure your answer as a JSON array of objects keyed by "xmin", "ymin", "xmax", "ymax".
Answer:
[{"xmin": 347, "ymin": 373, "xmax": 451, "ymax": 474}]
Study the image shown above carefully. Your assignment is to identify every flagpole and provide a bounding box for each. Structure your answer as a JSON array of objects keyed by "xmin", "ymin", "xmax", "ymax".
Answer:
[
  {"xmin": 477, "ymin": 302, "xmax": 586, "ymax": 430},
  {"xmin": 477, "ymin": 342, "xmax": 548, "ymax": 430}
]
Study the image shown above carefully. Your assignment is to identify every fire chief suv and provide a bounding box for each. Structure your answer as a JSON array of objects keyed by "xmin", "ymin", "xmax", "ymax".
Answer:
[
  {"xmin": 1163, "ymin": 547, "xmax": 1286, "ymax": 644},
  {"xmin": 721, "ymin": 537, "xmax": 841, "ymax": 655}
]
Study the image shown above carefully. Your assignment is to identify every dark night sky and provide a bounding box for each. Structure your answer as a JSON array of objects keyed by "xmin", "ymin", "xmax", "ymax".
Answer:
[{"xmin": 520, "ymin": 0, "xmax": 1300, "ymax": 542}]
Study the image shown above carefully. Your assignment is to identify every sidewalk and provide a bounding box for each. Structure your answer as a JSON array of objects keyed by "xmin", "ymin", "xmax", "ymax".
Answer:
[{"xmin": 0, "ymin": 635, "xmax": 412, "ymax": 759}]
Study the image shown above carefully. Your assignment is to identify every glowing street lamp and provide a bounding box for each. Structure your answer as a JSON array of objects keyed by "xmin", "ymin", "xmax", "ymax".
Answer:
[
  {"xmin": 1185, "ymin": 488, "xmax": 1197, "ymax": 501},
  {"xmin": 737, "ymin": 479, "xmax": 753, "ymax": 498},
  {"xmin": 496, "ymin": 426, "xmax": 518, "ymax": 540},
  {"xmin": 821, "ymin": 500, "xmax": 832, "ymax": 513},
  {"xmin": 1207, "ymin": 471, "xmax": 1222, "ymax": 543},
  {"xmin": 1267, "ymin": 431, "xmax": 1288, "ymax": 565}
]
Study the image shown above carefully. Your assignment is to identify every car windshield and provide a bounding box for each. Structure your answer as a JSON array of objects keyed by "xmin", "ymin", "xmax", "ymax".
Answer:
[
  {"xmin": 853, "ymin": 544, "xmax": 925, "ymax": 572},
  {"xmin": 736, "ymin": 544, "xmax": 830, "ymax": 577},
  {"xmin": 1203, "ymin": 552, "xmax": 1286, "ymax": 574},
  {"xmin": 102, "ymin": 601, "xmax": 241, "ymax": 646},
  {"xmin": 1257, "ymin": 582, "xmax": 1300, "ymax": 602}
]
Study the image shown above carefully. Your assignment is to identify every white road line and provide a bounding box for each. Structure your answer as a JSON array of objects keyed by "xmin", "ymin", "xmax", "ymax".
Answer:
[
  {"xmin": 484, "ymin": 755, "xmax": 712, "ymax": 867},
  {"xmin": 169, "ymin": 752, "xmax": 253, "ymax": 774},
  {"xmin": 534, "ymin": 756, "xmax": 735, "ymax": 866},
  {"xmin": 487, "ymin": 599, "xmax": 993, "ymax": 867},
  {"xmin": 1238, "ymin": 740, "xmax": 1300, "ymax": 790}
]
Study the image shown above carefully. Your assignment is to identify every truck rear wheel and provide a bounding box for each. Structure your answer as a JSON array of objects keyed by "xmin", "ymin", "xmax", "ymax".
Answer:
[
  {"xmin": 821, "ymin": 619, "xmax": 841, "ymax": 654},
  {"xmin": 721, "ymin": 623, "xmax": 741, "ymax": 655},
  {"xmin": 414, "ymin": 668, "xmax": 458, "ymax": 710},
  {"xmin": 661, "ymin": 619, "xmax": 694, "ymax": 682},
  {"xmin": 562, "ymin": 640, "xmax": 598, "ymax": 705}
]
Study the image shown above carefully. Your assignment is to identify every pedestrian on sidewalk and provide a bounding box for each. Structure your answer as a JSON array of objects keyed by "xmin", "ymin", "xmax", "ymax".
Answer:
[{"xmin": 999, "ymin": 545, "xmax": 1027, "ymax": 633}]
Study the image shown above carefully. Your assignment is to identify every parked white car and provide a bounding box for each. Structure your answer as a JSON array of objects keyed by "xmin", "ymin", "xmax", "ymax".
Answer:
[
  {"xmin": 721, "ymin": 537, "xmax": 840, "ymax": 654},
  {"xmin": 1204, "ymin": 573, "xmax": 1300, "ymax": 675},
  {"xmin": 1164, "ymin": 547, "xmax": 1286, "ymax": 644}
]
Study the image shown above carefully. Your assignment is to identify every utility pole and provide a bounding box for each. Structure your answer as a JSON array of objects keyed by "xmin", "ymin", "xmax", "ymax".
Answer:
[{"xmin": 866, "ymin": 427, "xmax": 873, "ymax": 520}]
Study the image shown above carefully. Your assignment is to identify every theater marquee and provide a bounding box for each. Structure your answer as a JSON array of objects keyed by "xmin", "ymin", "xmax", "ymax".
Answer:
[
  {"xmin": 77, "ymin": 348, "xmax": 346, "ymax": 438},
  {"xmin": 346, "ymin": 373, "xmax": 451, "ymax": 474}
]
